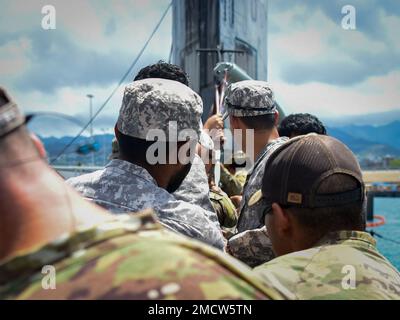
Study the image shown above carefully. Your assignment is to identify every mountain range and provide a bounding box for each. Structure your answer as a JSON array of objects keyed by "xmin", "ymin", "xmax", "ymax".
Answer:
[
  {"xmin": 39, "ymin": 120, "xmax": 400, "ymax": 167},
  {"xmin": 326, "ymin": 120, "xmax": 400, "ymax": 158}
]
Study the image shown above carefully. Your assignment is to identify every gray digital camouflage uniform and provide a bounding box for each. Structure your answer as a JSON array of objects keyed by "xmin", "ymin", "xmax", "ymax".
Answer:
[
  {"xmin": 107, "ymin": 139, "xmax": 214, "ymax": 212},
  {"xmin": 224, "ymin": 80, "xmax": 276, "ymax": 118},
  {"xmin": 227, "ymin": 226, "xmax": 274, "ymax": 268},
  {"xmin": 69, "ymin": 79, "xmax": 224, "ymax": 249},
  {"xmin": 117, "ymin": 79, "xmax": 203, "ymax": 141},
  {"xmin": 236, "ymin": 137, "xmax": 288, "ymax": 232},
  {"xmin": 67, "ymin": 159, "xmax": 224, "ymax": 249},
  {"xmin": 223, "ymin": 80, "xmax": 289, "ymax": 266},
  {"xmin": 226, "ymin": 138, "xmax": 287, "ymax": 268},
  {"xmin": 173, "ymin": 154, "xmax": 215, "ymax": 212}
]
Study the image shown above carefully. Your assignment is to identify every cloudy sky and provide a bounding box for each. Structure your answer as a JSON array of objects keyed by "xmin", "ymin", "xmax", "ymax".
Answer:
[{"xmin": 0, "ymin": 0, "xmax": 399, "ymax": 136}]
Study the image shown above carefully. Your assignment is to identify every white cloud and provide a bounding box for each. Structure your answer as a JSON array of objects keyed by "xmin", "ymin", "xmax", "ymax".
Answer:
[
  {"xmin": 1, "ymin": 0, "xmax": 399, "ymax": 128},
  {"xmin": 0, "ymin": 37, "xmax": 32, "ymax": 77},
  {"xmin": 273, "ymin": 70, "xmax": 400, "ymax": 118},
  {"xmin": 0, "ymin": 0, "xmax": 172, "ymax": 87},
  {"xmin": 0, "ymin": 1, "xmax": 174, "ymax": 138},
  {"xmin": 268, "ymin": 7, "xmax": 391, "ymax": 82},
  {"xmin": 267, "ymin": 2, "xmax": 400, "ymax": 118},
  {"xmin": 10, "ymin": 81, "xmax": 124, "ymax": 136}
]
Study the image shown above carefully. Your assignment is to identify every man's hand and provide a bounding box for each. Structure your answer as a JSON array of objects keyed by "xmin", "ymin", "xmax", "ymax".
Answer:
[
  {"xmin": 230, "ymin": 195, "xmax": 242, "ymax": 208},
  {"xmin": 204, "ymin": 114, "xmax": 224, "ymax": 130}
]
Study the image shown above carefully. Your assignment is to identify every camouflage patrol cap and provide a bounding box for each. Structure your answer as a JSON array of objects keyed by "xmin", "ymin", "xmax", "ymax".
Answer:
[
  {"xmin": 117, "ymin": 78, "xmax": 206, "ymax": 143},
  {"xmin": 223, "ymin": 80, "xmax": 276, "ymax": 119},
  {"xmin": 255, "ymin": 134, "xmax": 365, "ymax": 211},
  {"xmin": 0, "ymin": 87, "xmax": 25, "ymax": 137}
]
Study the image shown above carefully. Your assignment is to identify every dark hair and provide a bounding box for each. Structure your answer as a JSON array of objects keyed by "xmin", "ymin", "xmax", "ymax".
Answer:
[
  {"xmin": 134, "ymin": 61, "xmax": 190, "ymax": 87},
  {"xmin": 278, "ymin": 113, "xmax": 326, "ymax": 138},
  {"xmin": 234, "ymin": 114, "xmax": 276, "ymax": 130},
  {"xmin": 287, "ymin": 174, "xmax": 366, "ymax": 237}
]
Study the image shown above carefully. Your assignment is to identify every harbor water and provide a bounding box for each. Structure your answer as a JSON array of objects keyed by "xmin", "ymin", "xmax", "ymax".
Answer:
[{"xmin": 370, "ymin": 198, "xmax": 400, "ymax": 270}]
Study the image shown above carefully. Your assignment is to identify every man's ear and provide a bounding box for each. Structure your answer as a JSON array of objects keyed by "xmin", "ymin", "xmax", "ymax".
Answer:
[
  {"xmin": 274, "ymin": 110, "xmax": 280, "ymax": 126},
  {"xmin": 30, "ymin": 133, "xmax": 47, "ymax": 158},
  {"xmin": 271, "ymin": 203, "xmax": 291, "ymax": 235},
  {"xmin": 114, "ymin": 125, "xmax": 119, "ymax": 138},
  {"xmin": 229, "ymin": 115, "xmax": 236, "ymax": 129},
  {"xmin": 230, "ymin": 115, "xmax": 244, "ymax": 130}
]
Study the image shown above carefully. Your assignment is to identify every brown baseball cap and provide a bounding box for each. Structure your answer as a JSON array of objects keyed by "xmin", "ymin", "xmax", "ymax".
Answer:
[{"xmin": 254, "ymin": 133, "xmax": 365, "ymax": 211}]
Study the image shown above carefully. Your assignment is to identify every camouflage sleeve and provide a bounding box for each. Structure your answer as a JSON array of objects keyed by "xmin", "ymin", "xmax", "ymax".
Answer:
[
  {"xmin": 7, "ymin": 228, "xmax": 285, "ymax": 300},
  {"xmin": 171, "ymin": 156, "xmax": 222, "ymax": 232},
  {"xmin": 156, "ymin": 200, "xmax": 226, "ymax": 250},
  {"xmin": 173, "ymin": 154, "xmax": 215, "ymax": 213},
  {"xmin": 226, "ymin": 226, "xmax": 275, "ymax": 268},
  {"xmin": 234, "ymin": 170, "xmax": 247, "ymax": 188},
  {"xmin": 220, "ymin": 164, "xmax": 245, "ymax": 197},
  {"xmin": 210, "ymin": 190, "xmax": 238, "ymax": 228}
]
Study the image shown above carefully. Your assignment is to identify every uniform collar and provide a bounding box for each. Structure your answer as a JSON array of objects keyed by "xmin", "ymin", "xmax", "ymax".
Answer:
[
  {"xmin": 0, "ymin": 210, "xmax": 160, "ymax": 286},
  {"xmin": 106, "ymin": 159, "xmax": 157, "ymax": 185},
  {"xmin": 314, "ymin": 230, "xmax": 377, "ymax": 249}
]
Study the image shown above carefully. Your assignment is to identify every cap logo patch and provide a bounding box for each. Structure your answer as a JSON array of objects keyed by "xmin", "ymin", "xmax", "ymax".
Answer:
[{"xmin": 287, "ymin": 192, "xmax": 302, "ymax": 204}]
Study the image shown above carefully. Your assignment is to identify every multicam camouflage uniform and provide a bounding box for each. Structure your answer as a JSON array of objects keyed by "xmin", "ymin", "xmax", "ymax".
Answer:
[
  {"xmin": 209, "ymin": 187, "xmax": 237, "ymax": 229},
  {"xmin": 68, "ymin": 79, "xmax": 224, "ymax": 250},
  {"xmin": 0, "ymin": 211, "xmax": 288, "ymax": 300},
  {"xmin": 254, "ymin": 231, "xmax": 400, "ymax": 300},
  {"xmin": 223, "ymin": 80, "xmax": 289, "ymax": 266},
  {"xmin": 220, "ymin": 164, "xmax": 247, "ymax": 197}
]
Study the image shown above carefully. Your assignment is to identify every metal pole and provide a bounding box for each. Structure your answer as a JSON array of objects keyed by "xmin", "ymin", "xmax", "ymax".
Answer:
[{"xmin": 86, "ymin": 94, "xmax": 94, "ymax": 165}]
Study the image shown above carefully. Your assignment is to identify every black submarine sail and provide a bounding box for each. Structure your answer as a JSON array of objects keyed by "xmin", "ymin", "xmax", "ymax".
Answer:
[{"xmin": 171, "ymin": 0, "xmax": 275, "ymax": 118}]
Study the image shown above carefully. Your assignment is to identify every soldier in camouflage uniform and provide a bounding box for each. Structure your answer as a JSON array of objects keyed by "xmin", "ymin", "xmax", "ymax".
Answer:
[
  {"xmin": 253, "ymin": 134, "xmax": 400, "ymax": 299},
  {"xmin": 133, "ymin": 61, "xmax": 216, "ymax": 213},
  {"xmin": 0, "ymin": 86, "xmax": 288, "ymax": 300},
  {"xmin": 108, "ymin": 135, "xmax": 215, "ymax": 212},
  {"xmin": 68, "ymin": 79, "xmax": 224, "ymax": 249},
  {"xmin": 222, "ymin": 80, "xmax": 288, "ymax": 266},
  {"xmin": 1, "ymin": 212, "xmax": 287, "ymax": 300}
]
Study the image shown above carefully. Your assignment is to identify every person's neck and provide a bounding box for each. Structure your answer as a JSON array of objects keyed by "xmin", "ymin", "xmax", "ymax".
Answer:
[
  {"xmin": 253, "ymin": 127, "xmax": 279, "ymax": 160},
  {"xmin": 0, "ymin": 159, "xmax": 111, "ymax": 262},
  {"xmin": 288, "ymin": 228, "xmax": 325, "ymax": 254},
  {"xmin": 119, "ymin": 155, "xmax": 171, "ymax": 189}
]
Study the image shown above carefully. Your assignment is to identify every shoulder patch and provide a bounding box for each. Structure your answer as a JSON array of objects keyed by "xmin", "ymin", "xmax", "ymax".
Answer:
[{"xmin": 248, "ymin": 190, "xmax": 263, "ymax": 207}]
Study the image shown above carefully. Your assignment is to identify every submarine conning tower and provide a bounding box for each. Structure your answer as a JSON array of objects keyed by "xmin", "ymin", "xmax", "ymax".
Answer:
[{"xmin": 172, "ymin": 0, "xmax": 269, "ymax": 118}]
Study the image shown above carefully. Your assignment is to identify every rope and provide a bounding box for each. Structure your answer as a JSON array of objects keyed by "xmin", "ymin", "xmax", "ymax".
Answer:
[
  {"xmin": 369, "ymin": 230, "xmax": 400, "ymax": 245},
  {"xmin": 366, "ymin": 214, "xmax": 386, "ymax": 228}
]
